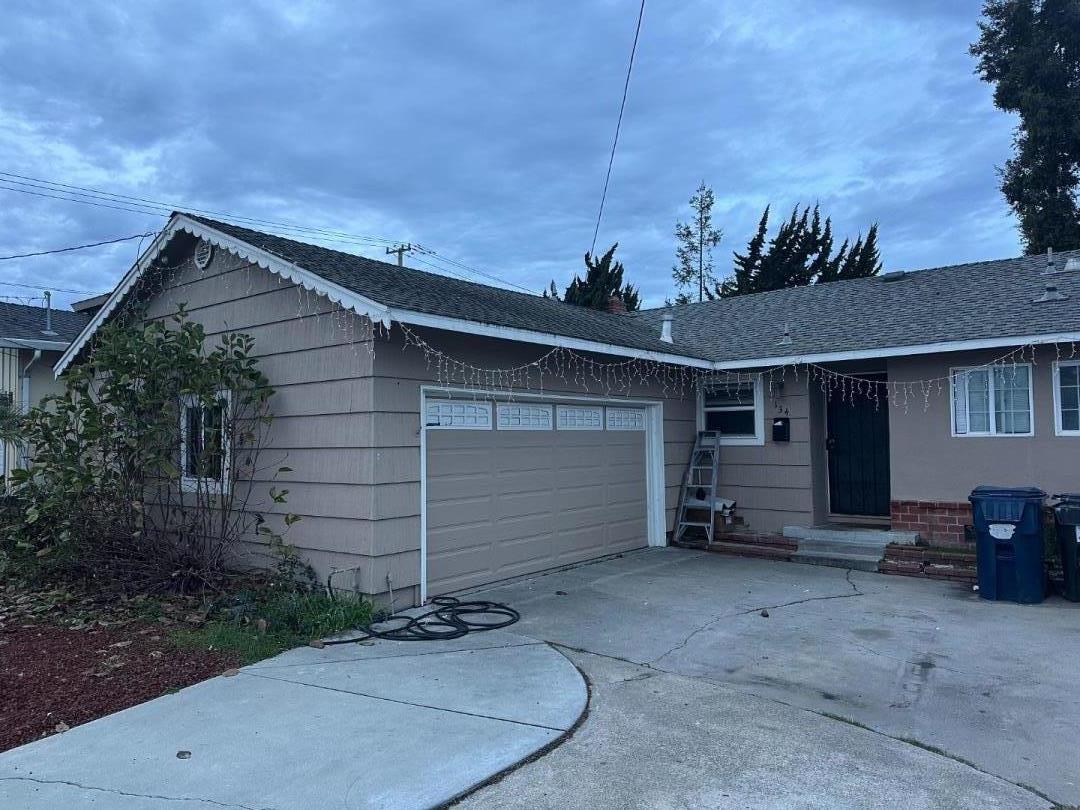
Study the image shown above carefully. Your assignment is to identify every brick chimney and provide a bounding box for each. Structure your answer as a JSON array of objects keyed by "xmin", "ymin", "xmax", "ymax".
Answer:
[{"xmin": 606, "ymin": 294, "xmax": 627, "ymax": 314}]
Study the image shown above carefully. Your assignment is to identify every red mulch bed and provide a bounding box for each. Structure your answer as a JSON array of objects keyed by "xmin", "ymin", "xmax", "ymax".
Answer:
[{"xmin": 0, "ymin": 622, "xmax": 239, "ymax": 753}]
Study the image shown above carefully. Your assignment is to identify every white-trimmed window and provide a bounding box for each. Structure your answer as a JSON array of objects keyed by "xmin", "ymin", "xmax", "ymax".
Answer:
[
  {"xmin": 556, "ymin": 405, "xmax": 603, "ymax": 430},
  {"xmin": 1054, "ymin": 361, "xmax": 1080, "ymax": 436},
  {"xmin": 425, "ymin": 399, "xmax": 492, "ymax": 429},
  {"xmin": 951, "ymin": 364, "xmax": 1033, "ymax": 437},
  {"xmin": 606, "ymin": 407, "xmax": 645, "ymax": 431},
  {"xmin": 180, "ymin": 392, "xmax": 231, "ymax": 492},
  {"xmin": 497, "ymin": 403, "xmax": 553, "ymax": 430},
  {"xmin": 701, "ymin": 376, "xmax": 764, "ymax": 445}
]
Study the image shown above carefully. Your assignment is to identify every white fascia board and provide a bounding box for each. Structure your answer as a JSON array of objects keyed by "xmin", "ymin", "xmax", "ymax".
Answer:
[
  {"xmin": 710, "ymin": 331, "xmax": 1080, "ymax": 371},
  {"xmin": 53, "ymin": 213, "xmax": 394, "ymax": 376},
  {"xmin": 386, "ymin": 308, "xmax": 715, "ymax": 368},
  {"xmin": 1, "ymin": 338, "xmax": 70, "ymax": 351}
]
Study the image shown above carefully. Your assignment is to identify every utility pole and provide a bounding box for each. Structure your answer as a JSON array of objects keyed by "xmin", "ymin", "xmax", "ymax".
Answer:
[{"xmin": 385, "ymin": 243, "xmax": 414, "ymax": 267}]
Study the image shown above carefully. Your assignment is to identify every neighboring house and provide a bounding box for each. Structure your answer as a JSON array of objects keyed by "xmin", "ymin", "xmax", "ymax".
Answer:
[
  {"xmin": 0, "ymin": 299, "xmax": 92, "ymax": 480},
  {"xmin": 55, "ymin": 212, "xmax": 1080, "ymax": 603}
]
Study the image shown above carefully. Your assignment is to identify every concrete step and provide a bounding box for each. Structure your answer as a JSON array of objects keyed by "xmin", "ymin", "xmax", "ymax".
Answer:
[
  {"xmin": 790, "ymin": 549, "xmax": 883, "ymax": 572},
  {"xmin": 708, "ymin": 541, "xmax": 793, "ymax": 561},
  {"xmin": 790, "ymin": 539, "xmax": 889, "ymax": 558},
  {"xmin": 782, "ymin": 525, "xmax": 919, "ymax": 547}
]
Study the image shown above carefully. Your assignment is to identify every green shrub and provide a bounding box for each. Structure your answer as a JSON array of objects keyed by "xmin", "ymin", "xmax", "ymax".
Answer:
[{"xmin": 0, "ymin": 306, "xmax": 298, "ymax": 593}]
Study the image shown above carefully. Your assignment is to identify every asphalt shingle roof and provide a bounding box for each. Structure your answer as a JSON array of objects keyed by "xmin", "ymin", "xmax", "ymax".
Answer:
[
  {"xmin": 628, "ymin": 250, "xmax": 1080, "ymax": 363},
  {"xmin": 186, "ymin": 215, "xmax": 706, "ymax": 359},
  {"xmin": 0, "ymin": 301, "xmax": 90, "ymax": 343},
  {"xmin": 187, "ymin": 214, "xmax": 1080, "ymax": 366}
]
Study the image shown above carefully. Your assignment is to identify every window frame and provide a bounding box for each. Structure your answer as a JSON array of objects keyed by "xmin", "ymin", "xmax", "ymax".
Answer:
[
  {"xmin": 949, "ymin": 363, "xmax": 1035, "ymax": 438},
  {"xmin": 179, "ymin": 390, "xmax": 232, "ymax": 493},
  {"xmin": 699, "ymin": 375, "xmax": 765, "ymax": 446},
  {"xmin": 424, "ymin": 399, "xmax": 493, "ymax": 430},
  {"xmin": 1053, "ymin": 360, "xmax": 1080, "ymax": 437},
  {"xmin": 496, "ymin": 402, "xmax": 553, "ymax": 431}
]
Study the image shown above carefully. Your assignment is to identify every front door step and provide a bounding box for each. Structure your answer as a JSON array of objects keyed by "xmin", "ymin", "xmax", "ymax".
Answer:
[{"xmin": 782, "ymin": 525, "xmax": 918, "ymax": 572}]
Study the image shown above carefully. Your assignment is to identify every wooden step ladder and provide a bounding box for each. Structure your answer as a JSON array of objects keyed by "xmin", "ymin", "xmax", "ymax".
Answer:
[{"xmin": 674, "ymin": 430, "xmax": 729, "ymax": 546}]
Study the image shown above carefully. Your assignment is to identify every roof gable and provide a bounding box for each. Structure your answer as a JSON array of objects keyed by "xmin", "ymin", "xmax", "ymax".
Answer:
[{"xmin": 54, "ymin": 213, "xmax": 710, "ymax": 375}]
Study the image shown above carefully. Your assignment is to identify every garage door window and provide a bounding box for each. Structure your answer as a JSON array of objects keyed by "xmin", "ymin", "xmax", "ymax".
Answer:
[
  {"xmin": 425, "ymin": 400, "xmax": 492, "ymax": 429},
  {"xmin": 557, "ymin": 405, "xmax": 603, "ymax": 430},
  {"xmin": 497, "ymin": 403, "xmax": 553, "ymax": 430},
  {"xmin": 606, "ymin": 407, "xmax": 645, "ymax": 431}
]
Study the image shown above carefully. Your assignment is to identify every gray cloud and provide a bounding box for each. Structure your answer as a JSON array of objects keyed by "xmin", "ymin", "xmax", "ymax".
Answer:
[{"xmin": 0, "ymin": 1, "xmax": 1017, "ymax": 310}]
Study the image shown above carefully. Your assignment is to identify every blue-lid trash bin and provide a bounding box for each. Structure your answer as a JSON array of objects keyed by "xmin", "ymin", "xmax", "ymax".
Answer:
[
  {"xmin": 1052, "ymin": 494, "xmax": 1080, "ymax": 602},
  {"xmin": 968, "ymin": 486, "xmax": 1047, "ymax": 604}
]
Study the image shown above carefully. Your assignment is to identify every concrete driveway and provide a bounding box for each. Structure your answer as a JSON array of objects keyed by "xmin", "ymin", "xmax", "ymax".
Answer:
[
  {"xmin": 0, "ymin": 630, "xmax": 586, "ymax": 809},
  {"xmin": 460, "ymin": 548, "xmax": 1080, "ymax": 809}
]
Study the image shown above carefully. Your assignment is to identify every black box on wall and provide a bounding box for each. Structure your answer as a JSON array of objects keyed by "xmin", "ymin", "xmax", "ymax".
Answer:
[{"xmin": 772, "ymin": 417, "xmax": 790, "ymax": 443}]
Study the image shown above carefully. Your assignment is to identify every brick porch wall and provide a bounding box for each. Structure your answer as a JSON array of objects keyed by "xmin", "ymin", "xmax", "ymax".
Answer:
[{"xmin": 890, "ymin": 500, "xmax": 972, "ymax": 547}]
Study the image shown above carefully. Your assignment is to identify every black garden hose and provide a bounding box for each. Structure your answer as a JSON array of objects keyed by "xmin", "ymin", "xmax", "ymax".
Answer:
[{"xmin": 318, "ymin": 596, "xmax": 520, "ymax": 645}]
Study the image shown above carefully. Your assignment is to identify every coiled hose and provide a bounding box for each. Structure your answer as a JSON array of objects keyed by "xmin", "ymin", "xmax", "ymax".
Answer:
[{"xmin": 318, "ymin": 596, "xmax": 520, "ymax": 645}]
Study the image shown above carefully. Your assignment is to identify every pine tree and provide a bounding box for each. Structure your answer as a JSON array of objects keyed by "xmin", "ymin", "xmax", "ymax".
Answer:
[
  {"xmin": 972, "ymin": 0, "xmax": 1080, "ymax": 252},
  {"xmin": 720, "ymin": 206, "xmax": 769, "ymax": 296},
  {"xmin": 719, "ymin": 204, "xmax": 881, "ymax": 295},
  {"xmin": 559, "ymin": 244, "xmax": 641, "ymax": 312},
  {"xmin": 542, "ymin": 280, "xmax": 561, "ymax": 300},
  {"xmin": 672, "ymin": 182, "xmax": 723, "ymax": 302}
]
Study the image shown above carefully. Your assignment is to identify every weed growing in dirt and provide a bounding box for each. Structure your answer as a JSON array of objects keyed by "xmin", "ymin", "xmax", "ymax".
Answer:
[{"xmin": 171, "ymin": 589, "xmax": 374, "ymax": 665}]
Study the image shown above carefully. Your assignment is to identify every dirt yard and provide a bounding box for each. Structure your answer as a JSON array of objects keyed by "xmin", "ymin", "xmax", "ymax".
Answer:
[{"xmin": 0, "ymin": 589, "xmax": 239, "ymax": 753}]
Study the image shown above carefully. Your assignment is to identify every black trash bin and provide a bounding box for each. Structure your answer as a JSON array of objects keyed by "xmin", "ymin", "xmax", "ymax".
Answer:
[
  {"xmin": 968, "ymin": 486, "xmax": 1047, "ymax": 604},
  {"xmin": 1052, "ymin": 494, "xmax": 1080, "ymax": 602}
]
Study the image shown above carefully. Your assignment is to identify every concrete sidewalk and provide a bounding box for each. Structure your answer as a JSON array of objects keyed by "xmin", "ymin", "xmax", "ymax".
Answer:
[{"xmin": 0, "ymin": 630, "xmax": 587, "ymax": 809}]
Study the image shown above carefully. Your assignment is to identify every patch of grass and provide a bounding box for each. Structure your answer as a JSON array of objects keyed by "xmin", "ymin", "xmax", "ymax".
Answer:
[{"xmin": 170, "ymin": 589, "xmax": 374, "ymax": 666}]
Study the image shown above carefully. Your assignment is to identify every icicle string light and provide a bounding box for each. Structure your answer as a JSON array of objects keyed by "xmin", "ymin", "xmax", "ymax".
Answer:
[{"xmin": 78, "ymin": 238, "xmax": 1077, "ymax": 415}]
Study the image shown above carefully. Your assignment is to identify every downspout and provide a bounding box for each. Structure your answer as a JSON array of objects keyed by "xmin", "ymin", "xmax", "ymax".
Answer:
[{"xmin": 19, "ymin": 349, "xmax": 41, "ymax": 468}]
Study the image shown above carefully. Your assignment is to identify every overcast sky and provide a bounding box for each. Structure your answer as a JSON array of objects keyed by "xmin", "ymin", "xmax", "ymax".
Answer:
[{"xmin": 0, "ymin": 1, "xmax": 1019, "ymax": 310}]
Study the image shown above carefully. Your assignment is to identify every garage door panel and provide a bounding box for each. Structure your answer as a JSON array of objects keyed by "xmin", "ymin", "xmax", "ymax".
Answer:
[
  {"xmin": 425, "ymin": 497, "xmax": 495, "ymax": 531},
  {"xmin": 427, "ymin": 473, "xmax": 491, "ymax": 502},
  {"xmin": 556, "ymin": 484, "xmax": 607, "ymax": 511},
  {"xmin": 426, "ymin": 403, "xmax": 649, "ymax": 596},
  {"xmin": 495, "ymin": 469, "xmax": 559, "ymax": 495},
  {"xmin": 606, "ymin": 481, "xmax": 648, "ymax": 508}
]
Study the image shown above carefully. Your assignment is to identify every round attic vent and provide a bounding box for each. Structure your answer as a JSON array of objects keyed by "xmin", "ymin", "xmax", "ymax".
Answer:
[{"xmin": 193, "ymin": 239, "xmax": 214, "ymax": 270}]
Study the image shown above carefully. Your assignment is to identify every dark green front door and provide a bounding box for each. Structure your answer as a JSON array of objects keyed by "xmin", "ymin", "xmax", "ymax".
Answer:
[{"xmin": 826, "ymin": 378, "xmax": 891, "ymax": 517}]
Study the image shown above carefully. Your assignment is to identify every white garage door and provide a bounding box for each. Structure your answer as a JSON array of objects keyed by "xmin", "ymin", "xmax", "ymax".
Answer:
[{"xmin": 424, "ymin": 399, "xmax": 649, "ymax": 596}]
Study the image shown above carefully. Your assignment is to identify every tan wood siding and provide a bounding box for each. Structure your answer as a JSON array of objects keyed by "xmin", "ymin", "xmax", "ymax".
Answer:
[{"xmin": 713, "ymin": 377, "xmax": 815, "ymax": 534}]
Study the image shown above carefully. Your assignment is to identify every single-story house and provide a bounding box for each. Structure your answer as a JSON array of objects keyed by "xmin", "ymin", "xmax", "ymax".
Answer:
[
  {"xmin": 1, "ymin": 299, "xmax": 93, "ymax": 480},
  {"xmin": 54, "ymin": 212, "xmax": 1080, "ymax": 603}
]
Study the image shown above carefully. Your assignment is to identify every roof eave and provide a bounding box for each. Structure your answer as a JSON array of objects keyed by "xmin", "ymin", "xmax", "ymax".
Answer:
[{"xmin": 710, "ymin": 331, "xmax": 1080, "ymax": 370}]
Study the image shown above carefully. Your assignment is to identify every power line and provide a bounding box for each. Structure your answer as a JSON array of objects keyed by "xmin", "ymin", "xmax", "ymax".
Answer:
[
  {"xmin": 590, "ymin": 0, "xmax": 646, "ymax": 256},
  {"xmin": 0, "ymin": 232, "xmax": 154, "ymax": 262},
  {"xmin": 0, "ymin": 171, "xmax": 540, "ymax": 295},
  {"xmin": 0, "ymin": 279, "xmax": 97, "ymax": 295}
]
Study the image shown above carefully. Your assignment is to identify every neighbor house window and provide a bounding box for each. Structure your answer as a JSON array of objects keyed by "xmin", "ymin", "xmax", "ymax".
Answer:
[
  {"xmin": 1054, "ymin": 361, "xmax": 1080, "ymax": 436},
  {"xmin": 701, "ymin": 376, "xmax": 763, "ymax": 445},
  {"xmin": 180, "ymin": 392, "xmax": 230, "ymax": 491},
  {"xmin": 951, "ymin": 364, "xmax": 1033, "ymax": 437}
]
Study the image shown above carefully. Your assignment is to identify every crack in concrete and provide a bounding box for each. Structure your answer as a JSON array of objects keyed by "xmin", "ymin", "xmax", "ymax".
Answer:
[
  {"xmin": 0, "ymin": 775, "xmax": 275, "ymax": 810},
  {"xmin": 243, "ymin": 670, "xmax": 571, "ymax": 733},
  {"xmin": 549, "ymin": 644, "xmax": 1059, "ymax": 809},
  {"xmin": 649, "ymin": 568, "xmax": 866, "ymax": 667}
]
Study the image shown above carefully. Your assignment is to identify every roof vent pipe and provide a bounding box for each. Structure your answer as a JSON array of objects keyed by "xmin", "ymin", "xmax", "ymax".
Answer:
[
  {"xmin": 1044, "ymin": 247, "xmax": 1056, "ymax": 274},
  {"xmin": 778, "ymin": 323, "xmax": 793, "ymax": 346},
  {"xmin": 41, "ymin": 290, "xmax": 58, "ymax": 337},
  {"xmin": 660, "ymin": 312, "xmax": 673, "ymax": 344},
  {"xmin": 1033, "ymin": 282, "xmax": 1068, "ymax": 303}
]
